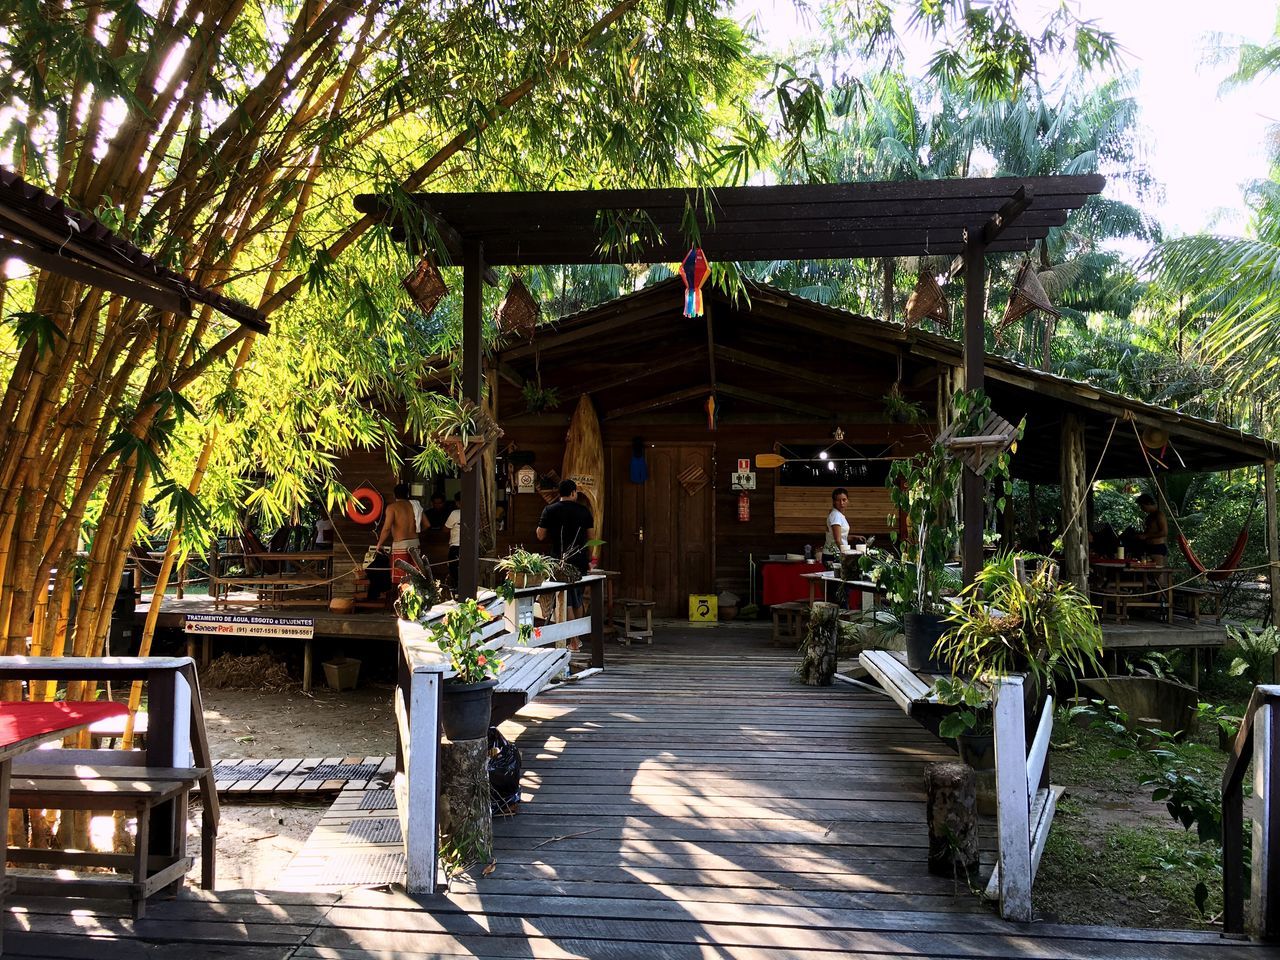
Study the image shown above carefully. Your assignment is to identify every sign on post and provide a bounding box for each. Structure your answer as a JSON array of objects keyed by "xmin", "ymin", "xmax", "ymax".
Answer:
[{"xmin": 184, "ymin": 613, "xmax": 315, "ymax": 639}]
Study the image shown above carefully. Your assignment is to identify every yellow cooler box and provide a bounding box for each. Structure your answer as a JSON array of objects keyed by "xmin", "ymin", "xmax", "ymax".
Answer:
[{"xmin": 688, "ymin": 594, "xmax": 718, "ymax": 622}]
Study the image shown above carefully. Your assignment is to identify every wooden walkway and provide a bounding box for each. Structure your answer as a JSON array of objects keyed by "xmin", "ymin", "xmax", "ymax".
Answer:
[
  {"xmin": 4, "ymin": 642, "xmax": 1269, "ymax": 958},
  {"xmin": 211, "ymin": 756, "xmax": 394, "ymax": 797}
]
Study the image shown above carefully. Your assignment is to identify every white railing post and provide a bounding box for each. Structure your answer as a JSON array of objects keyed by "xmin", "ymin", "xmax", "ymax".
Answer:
[
  {"xmin": 403, "ymin": 667, "xmax": 441, "ymax": 894},
  {"xmin": 1252, "ymin": 701, "xmax": 1278, "ymax": 938},
  {"xmin": 993, "ymin": 674, "xmax": 1032, "ymax": 921}
]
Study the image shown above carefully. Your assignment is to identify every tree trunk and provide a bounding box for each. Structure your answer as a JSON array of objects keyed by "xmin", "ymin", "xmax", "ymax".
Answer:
[
  {"xmin": 1059, "ymin": 413, "xmax": 1089, "ymax": 592},
  {"xmin": 925, "ymin": 761, "xmax": 979, "ymax": 878},
  {"xmin": 796, "ymin": 601, "xmax": 838, "ymax": 686},
  {"xmin": 437, "ymin": 735, "xmax": 492, "ymax": 878}
]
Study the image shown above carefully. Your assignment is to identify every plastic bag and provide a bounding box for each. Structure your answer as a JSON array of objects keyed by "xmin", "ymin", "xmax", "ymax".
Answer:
[{"xmin": 488, "ymin": 726, "xmax": 522, "ymax": 816}]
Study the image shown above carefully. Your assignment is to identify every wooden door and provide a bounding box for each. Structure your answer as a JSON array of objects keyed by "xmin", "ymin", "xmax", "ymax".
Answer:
[{"xmin": 609, "ymin": 444, "xmax": 714, "ymax": 616}]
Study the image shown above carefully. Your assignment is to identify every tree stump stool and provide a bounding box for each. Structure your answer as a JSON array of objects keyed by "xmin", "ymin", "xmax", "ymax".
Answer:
[
  {"xmin": 924, "ymin": 761, "xmax": 979, "ymax": 879},
  {"xmin": 438, "ymin": 735, "xmax": 492, "ymax": 878},
  {"xmin": 796, "ymin": 601, "xmax": 838, "ymax": 686}
]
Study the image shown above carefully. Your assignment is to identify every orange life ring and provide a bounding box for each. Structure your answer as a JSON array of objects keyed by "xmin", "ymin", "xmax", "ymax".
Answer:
[{"xmin": 346, "ymin": 486, "xmax": 384, "ymax": 525}]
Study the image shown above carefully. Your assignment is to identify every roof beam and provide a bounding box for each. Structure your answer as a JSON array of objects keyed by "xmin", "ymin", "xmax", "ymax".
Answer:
[
  {"xmin": 949, "ymin": 186, "xmax": 1034, "ymax": 278},
  {"xmin": 715, "ymin": 383, "xmax": 832, "ymax": 420},
  {"xmin": 713, "ymin": 345, "xmax": 885, "ymax": 401},
  {"xmin": 604, "ymin": 385, "xmax": 710, "ymax": 421},
  {"xmin": 560, "ymin": 349, "xmax": 707, "ymax": 398}
]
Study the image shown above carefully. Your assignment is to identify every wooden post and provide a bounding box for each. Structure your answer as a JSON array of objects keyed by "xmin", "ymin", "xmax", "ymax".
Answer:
[
  {"xmin": 1060, "ymin": 413, "xmax": 1089, "ymax": 593},
  {"xmin": 402, "ymin": 666, "xmax": 441, "ymax": 894},
  {"xmin": 460, "ymin": 240, "xmax": 483, "ymax": 600},
  {"xmin": 589, "ymin": 576, "xmax": 604, "ymax": 670},
  {"xmin": 1266, "ymin": 459, "xmax": 1280, "ymax": 635},
  {"xmin": 962, "ymin": 238, "xmax": 986, "ymax": 585}
]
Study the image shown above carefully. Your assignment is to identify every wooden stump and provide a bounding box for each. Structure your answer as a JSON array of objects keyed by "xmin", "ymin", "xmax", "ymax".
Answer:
[
  {"xmin": 924, "ymin": 761, "xmax": 979, "ymax": 878},
  {"xmin": 438, "ymin": 736, "xmax": 492, "ymax": 877},
  {"xmin": 796, "ymin": 601, "xmax": 838, "ymax": 686}
]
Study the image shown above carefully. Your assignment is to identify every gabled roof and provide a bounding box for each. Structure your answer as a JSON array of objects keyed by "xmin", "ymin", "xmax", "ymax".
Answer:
[
  {"xmin": 0, "ymin": 169, "xmax": 267, "ymax": 332},
  {"xmin": 494, "ymin": 278, "xmax": 1273, "ymax": 479}
]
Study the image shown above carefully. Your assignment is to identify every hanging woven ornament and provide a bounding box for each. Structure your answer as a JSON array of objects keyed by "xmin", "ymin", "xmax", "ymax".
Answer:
[
  {"xmin": 401, "ymin": 255, "xmax": 447, "ymax": 318},
  {"xmin": 679, "ymin": 247, "xmax": 710, "ymax": 317},
  {"xmin": 704, "ymin": 393, "xmax": 719, "ymax": 431},
  {"xmin": 904, "ymin": 271, "xmax": 950, "ymax": 328},
  {"xmin": 495, "ymin": 275, "xmax": 540, "ymax": 338},
  {"xmin": 997, "ymin": 259, "xmax": 1059, "ymax": 340}
]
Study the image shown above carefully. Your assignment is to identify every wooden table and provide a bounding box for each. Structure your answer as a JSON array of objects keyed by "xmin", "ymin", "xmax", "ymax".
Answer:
[
  {"xmin": 209, "ymin": 549, "xmax": 334, "ymax": 606},
  {"xmin": 0, "ymin": 700, "xmax": 130, "ymax": 955},
  {"xmin": 1091, "ymin": 560, "xmax": 1174, "ymax": 624},
  {"xmin": 801, "ymin": 571, "xmax": 883, "ymax": 608}
]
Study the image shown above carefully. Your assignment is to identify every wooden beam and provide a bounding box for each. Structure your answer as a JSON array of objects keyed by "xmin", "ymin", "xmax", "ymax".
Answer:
[
  {"xmin": 715, "ymin": 383, "xmax": 832, "ymax": 420},
  {"xmin": 705, "ymin": 302, "xmax": 717, "ymax": 392},
  {"xmin": 604, "ymin": 385, "xmax": 710, "ymax": 421},
  {"xmin": 1267, "ymin": 459, "xmax": 1280, "ymax": 635},
  {"xmin": 460, "ymin": 239, "xmax": 483, "ymax": 600},
  {"xmin": 962, "ymin": 237, "xmax": 986, "ymax": 585},
  {"xmin": 499, "ymin": 301, "xmax": 673, "ymax": 361},
  {"xmin": 496, "ymin": 362, "xmax": 525, "ymax": 389},
  {"xmin": 1060, "ymin": 413, "xmax": 1089, "ymax": 593},
  {"xmin": 545, "ymin": 350, "xmax": 706, "ymax": 399},
  {"xmin": 949, "ymin": 186, "xmax": 1034, "ymax": 279},
  {"xmin": 713, "ymin": 345, "xmax": 885, "ymax": 401}
]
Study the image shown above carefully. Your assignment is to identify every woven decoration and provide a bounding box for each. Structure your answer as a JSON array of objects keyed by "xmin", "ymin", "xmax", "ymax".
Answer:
[
  {"xmin": 997, "ymin": 260, "xmax": 1059, "ymax": 338},
  {"xmin": 401, "ymin": 255, "xmax": 447, "ymax": 317},
  {"xmin": 496, "ymin": 276, "xmax": 539, "ymax": 337},
  {"xmin": 677, "ymin": 463, "xmax": 708, "ymax": 496},
  {"xmin": 904, "ymin": 271, "xmax": 949, "ymax": 328},
  {"xmin": 678, "ymin": 247, "xmax": 710, "ymax": 317}
]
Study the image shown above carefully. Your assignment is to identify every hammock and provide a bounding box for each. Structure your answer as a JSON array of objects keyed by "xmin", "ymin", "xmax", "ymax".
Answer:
[{"xmin": 1175, "ymin": 488, "xmax": 1261, "ymax": 582}]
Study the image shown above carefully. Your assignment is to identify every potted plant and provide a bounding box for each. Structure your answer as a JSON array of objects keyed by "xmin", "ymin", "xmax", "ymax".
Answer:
[
  {"xmin": 882, "ymin": 383, "xmax": 927, "ymax": 424},
  {"xmin": 934, "ymin": 551, "xmax": 1103, "ymax": 747},
  {"xmin": 495, "ymin": 547, "xmax": 554, "ymax": 589},
  {"xmin": 429, "ymin": 397, "xmax": 503, "ymax": 471},
  {"xmin": 428, "ymin": 599, "xmax": 505, "ymax": 741},
  {"xmin": 884, "ymin": 390, "xmax": 1019, "ymax": 670}
]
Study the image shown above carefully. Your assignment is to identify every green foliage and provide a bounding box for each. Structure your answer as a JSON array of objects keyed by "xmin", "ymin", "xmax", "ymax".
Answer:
[
  {"xmin": 936, "ymin": 552, "xmax": 1103, "ymax": 688},
  {"xmin": 495, "ymin": 548, "xmax": 554, "ymax": 578},
  {"xmin": 4, "ymin": 311, "xmax": 65, "ymax": 356},
  {"xmin": 933, "ymin": 676, "xmax": 991, "ymax": 738},
  {"xmin": 1225, "ymin": 625, "xmax": 1280, "ymax": 685},
  {"xmin": 429, "ymin": 600, "xmax": 503, "ymax": 684},
  {"xmin": 521, "ymin": 381, "xmax": 560, "ymax": 414}
]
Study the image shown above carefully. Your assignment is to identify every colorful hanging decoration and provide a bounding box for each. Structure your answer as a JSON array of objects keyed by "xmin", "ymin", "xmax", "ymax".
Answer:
[
  {"xmin": 704, "ymin": 392, "xmax": 719, "ymax": 431},
  {"xmin": 679, "ymin": 247, "xmax": 710, "ymax": 317}
]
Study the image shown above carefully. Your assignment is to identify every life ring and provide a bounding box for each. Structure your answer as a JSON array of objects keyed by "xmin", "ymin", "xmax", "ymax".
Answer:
[{"xmin": 346, "ymin": 486, "xmax": 384, "ymax": 525}]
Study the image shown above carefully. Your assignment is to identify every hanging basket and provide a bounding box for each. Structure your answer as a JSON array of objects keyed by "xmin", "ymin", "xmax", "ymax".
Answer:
[
  {"xmin": 431, "ymin": 400, "xmax": 504, "ymax": 472},
  {"xmin": 401, "ymin": 256, "xmax": 448, "ymax": 317},
  {"xmin": 996, "ymin": 260, "xmax": 1059, "ymax": 339},
  {"xmin": 904, "ymin": 271, "xmax": 949, "ymax": 328},
  {"xmin": 496, "ymin": 276, "xmax": 540, "ymax": 338}
]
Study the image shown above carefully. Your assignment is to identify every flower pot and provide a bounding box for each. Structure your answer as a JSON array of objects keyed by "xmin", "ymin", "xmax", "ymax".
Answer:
[
  {"xmin": 322, "ymin": 657, "xmax": 361, "ymax": 691},
  {"xmin": 903, "ymin": 612, "xmax": 947, "ymax": 672},
  {"xmin": 441, "ymin": 678, "xmax": 497, "ymax": 741},
  {"xmin": 956, "ymin": 731, "xmax": 995, "ymax": 770},
  {"xmin": 510, "ymin": 571, "xmax": 545, "ymax": 589}
]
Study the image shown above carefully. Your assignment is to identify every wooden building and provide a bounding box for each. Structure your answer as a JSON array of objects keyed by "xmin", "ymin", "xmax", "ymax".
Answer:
[{"xmin": 332, "ymin": 277, "xmax": 1276, "ymax": 616}]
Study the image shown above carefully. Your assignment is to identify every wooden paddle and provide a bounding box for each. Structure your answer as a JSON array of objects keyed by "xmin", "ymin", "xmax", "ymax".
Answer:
[{"xmin": 754, "ymin": 453, "xmax": 786, "ymax": 469}]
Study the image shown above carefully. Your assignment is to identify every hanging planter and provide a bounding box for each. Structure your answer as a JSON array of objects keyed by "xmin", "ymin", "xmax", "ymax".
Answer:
[
  {"xmin": 430, "ymin": 398, "xmax": 503, "ymax": 472},
  {"xmin": 996, "ymin": 260, "xmax": 1059, "ymax": 341},
  {"xmin": 904, "ymin": 271, "xmax": 949, "ymax": 328},
  {"xmin": 495, "ymin": 276, "xmax": 540, "ymax": 338},
  {"xmin": 401, "ymin": 255, "xmax": 447, "ymax": 317}
]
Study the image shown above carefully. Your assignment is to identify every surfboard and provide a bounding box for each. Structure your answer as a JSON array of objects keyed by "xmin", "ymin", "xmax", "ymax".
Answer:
[{"xmin": 562, "ymin": 394, "xmax": 604, "ymax": 561}]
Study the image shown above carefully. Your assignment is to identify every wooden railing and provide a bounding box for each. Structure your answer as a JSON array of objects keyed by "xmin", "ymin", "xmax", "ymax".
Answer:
[
  {"xmin": 984, "ymin": 674, "xmax": 1058, "ymax": 922},
  {"xmin": 1223, "ymin": 683, "xmax": 1280, "ymax": 938},
  {"xmin": 393, "ymin": 577, "xmax": 605, "ymax": 893}
]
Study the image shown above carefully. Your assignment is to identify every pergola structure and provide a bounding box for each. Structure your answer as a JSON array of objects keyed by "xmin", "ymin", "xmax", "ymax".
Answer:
[{"xmin": 356, "ymin": 175, "xmax": 1110, "ymax": 597}]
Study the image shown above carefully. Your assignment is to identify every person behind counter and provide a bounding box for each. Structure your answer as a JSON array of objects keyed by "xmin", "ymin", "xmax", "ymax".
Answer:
[
  {"xmin": 537, "ymin": 479, "xmax": 595, "ymax": 627},
  {"xmin": 823, "ymin": 488, "xmax": 850, "ymax": 563}
]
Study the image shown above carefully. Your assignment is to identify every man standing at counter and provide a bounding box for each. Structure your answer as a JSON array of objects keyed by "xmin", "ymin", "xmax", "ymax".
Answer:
[{"xmin": 537, "ymin": 479, "xmax": 595, "ymax": 628}]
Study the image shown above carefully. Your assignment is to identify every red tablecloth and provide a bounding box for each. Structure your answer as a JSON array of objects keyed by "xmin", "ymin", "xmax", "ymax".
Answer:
[
  {"xmin": 0, "ymin": 701, "xmax": 129, "ymax": 750},
  {"xmin": 762, "ymin": 560, "xmax": 826, "ymax": 606}
]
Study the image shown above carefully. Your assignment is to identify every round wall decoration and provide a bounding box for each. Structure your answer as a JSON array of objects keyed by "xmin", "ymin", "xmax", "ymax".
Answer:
[{"xmin": 346, "ymin": 486, "xmax": 384, "ymax": 525}]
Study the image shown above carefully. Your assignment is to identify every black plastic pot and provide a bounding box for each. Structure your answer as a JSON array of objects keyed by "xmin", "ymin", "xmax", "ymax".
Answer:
[
  {"xmin": 903, "ymin": 612, "xmax": 947, "ymax": 672},
  {"xmin": 441, "ymin": 678, "xmax": 497, "ymax": 742},
  {"xmin": 956, "ymin": 731, "xmax": 995, "ymax": 770}
]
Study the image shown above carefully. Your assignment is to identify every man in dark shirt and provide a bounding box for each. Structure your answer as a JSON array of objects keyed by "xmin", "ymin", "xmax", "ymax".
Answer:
[
  {"xmin": 537, "ymin": 479, "xmax": 595, "ymax": 621},
  {"xmin": 424, "ymin": 493, "xmax": 450, "ymax": 530}
]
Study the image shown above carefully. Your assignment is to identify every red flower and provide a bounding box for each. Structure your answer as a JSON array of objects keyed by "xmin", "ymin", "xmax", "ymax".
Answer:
[{"xmin": 477, "ymin": 655, "xmax": 487, "ymax": 666}]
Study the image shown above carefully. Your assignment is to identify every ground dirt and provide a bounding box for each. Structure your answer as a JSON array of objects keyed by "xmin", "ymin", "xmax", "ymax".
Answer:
[{"xmin": 187, "ymin": 683, "xmax": 397, "ymax": 890}]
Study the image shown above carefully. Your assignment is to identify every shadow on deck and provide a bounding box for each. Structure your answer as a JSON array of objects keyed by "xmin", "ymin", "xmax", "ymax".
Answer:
[{"xmin": 4, "ymin": 624, "xmax": 1265, "ymax": 958}]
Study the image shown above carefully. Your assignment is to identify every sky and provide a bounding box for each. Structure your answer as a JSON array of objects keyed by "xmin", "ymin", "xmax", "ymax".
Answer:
[{"xmin": 735, "ymin": 0, "xmax": 1280, "ymax": 238}]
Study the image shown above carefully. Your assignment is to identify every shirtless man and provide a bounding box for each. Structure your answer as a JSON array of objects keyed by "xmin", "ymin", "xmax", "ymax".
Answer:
[
  {"xmin": 1135, "ymin": 493, "xmax": 1168, "ymax": 559},
  {"xmin": 375, "ymin": 484, "xmax": 426, "ymax": 584}
]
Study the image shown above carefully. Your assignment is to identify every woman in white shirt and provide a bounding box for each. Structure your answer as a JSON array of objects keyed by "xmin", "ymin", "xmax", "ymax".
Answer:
[{"xmin": 823, "ymin": 487, "xmax": 850, "ymax": 562}]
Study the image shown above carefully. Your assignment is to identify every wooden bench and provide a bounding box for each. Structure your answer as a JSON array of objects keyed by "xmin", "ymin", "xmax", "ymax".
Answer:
[
  {"xmin": 0, "ymin": 657, "xmax": 219, "ymax": 918},
  {"xmin": 614, "ymin": 598, "xmax": 654, "ymax": 645},
  {"xmin": 1173, "ymin": 584, "xmax": 1223, "ymax": 624}
]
